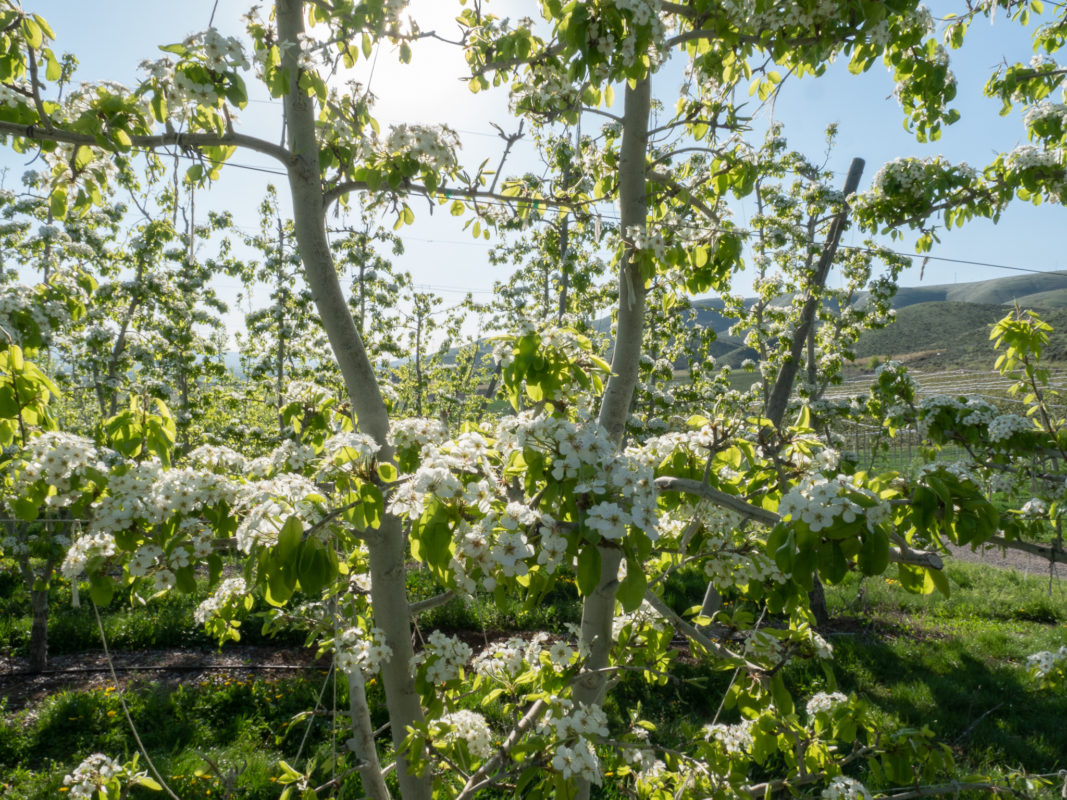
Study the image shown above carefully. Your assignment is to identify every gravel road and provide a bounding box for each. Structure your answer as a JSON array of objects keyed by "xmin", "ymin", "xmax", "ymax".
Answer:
[{"xmin": 945, "ymin": 541, "xmax": 1067, "ymax": 580}]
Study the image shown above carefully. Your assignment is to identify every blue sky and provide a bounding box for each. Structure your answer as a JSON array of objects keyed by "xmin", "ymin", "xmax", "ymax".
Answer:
[{"xmin": 2, "ymin": 2, "xmax": 1062, "ymax": 337}]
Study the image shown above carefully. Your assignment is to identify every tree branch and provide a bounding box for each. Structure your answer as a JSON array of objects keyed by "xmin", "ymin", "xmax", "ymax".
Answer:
[
  {"xmin": 655, "ymin": 476, "xmax": 944, "ymax": 569},
  {"xmin": 409, "ymin": 590, "xmax": 456, "ymax": 614},
  {"xmin": 979, "ymin": 535, "xmax": 1067, "ymax": 566},
  {"xmin": 0, "ymin": 121, "xmax": 290, "ymax": 164},
  {"xmin": 642, "ymin": 589, "xmax": 762, "ymax": 671}
]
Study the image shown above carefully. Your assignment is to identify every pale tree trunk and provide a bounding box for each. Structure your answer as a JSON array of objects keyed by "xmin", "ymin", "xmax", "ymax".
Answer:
[
  {"xmin": 276, "ymin": 3, "xmax": 429, "ymax": 798},
  {"xmin": 346, "ymin": 665, "xmax": 393, "ymax": 800},
  {"xmin": 573, "ymin": 76, "xmax": 651, "ymax": 800}
]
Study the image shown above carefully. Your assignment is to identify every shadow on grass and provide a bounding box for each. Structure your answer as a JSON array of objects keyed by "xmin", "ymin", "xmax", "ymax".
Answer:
[{"xmin": 824, "ymin": 622, "xmax": 1067, "ymax": 771}]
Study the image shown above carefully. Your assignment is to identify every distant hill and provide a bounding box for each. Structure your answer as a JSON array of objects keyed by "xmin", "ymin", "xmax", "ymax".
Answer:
[
  {"xmin": 851, "ymin": 301, "xmax": 1067, "ymax": 370},
  {"xmin": 685, "ymin": 271, "xmax": 1067, "ymax": 372},
  {"xmin": 588, "ymin": 269, "xmax": 1067, "ymax": 374}
]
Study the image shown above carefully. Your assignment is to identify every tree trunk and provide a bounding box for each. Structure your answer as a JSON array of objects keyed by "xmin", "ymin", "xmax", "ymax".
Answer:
[
  {"xmin": 29, "ymin": 585, "xmax": 49, "ymax": 672},
  {"xmin": 19, "ymin": 555, "xmax": 51, "ymax": 672},
  {"xmin": 764, "ymin": 158, "xmax": 864, "ymax": 429},
  {"xmin": 277, "ymin": 4, "xmax": 429, "ymax": 798},
  {"xmin": 809, "ymin": 576, "xmax": 830, "ymax": 627},
  {"xmin": 596, "ymin": 77, "xmax": 652, "ymax": 444},
  {"xmin": 346, "ymin": 666, "xmax": 392, "ymax": 800},
  {"xmin": 573, "ymin": 76, "xmax": 651, "ymax": 800}
]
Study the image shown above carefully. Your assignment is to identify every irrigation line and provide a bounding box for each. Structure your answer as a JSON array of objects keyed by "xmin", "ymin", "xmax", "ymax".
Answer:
[{"xmin": 2, "ymin": 663, "xmax": 328, "ymax": 678}]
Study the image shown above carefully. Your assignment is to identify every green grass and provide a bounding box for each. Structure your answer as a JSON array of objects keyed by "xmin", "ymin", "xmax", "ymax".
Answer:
[
  {"xmin": 0, "ymin": 673, "xmax": 343, "ymax": 799},
  {"xmin": 813, "ymin": 562, "xmax": 1067, "ymax": 772}
]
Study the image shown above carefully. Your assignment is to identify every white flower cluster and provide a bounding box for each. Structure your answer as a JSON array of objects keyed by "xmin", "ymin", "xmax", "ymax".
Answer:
[
  {"xmin": 190, "ymin": 28, "xmax": 250, "ymax": 72},
  {"xmin": 1027, "ymin": 645, "xmax": 1067, "ymax": 678},
  {"xmin": 0, "ymin": 284, "xmax": 70, "ymax": 345},
  {"xmin": 284, "ymin": 380, "xmax": 334, "ymax": 407},
  {"xmin": 499, "ymin": 413, "xmax": 659, "ymax": 539},
  {"xmin": 187, "ymin": 444, "xmax": 248, "ymax": 474},
  {"xmin": 702, "ymin": 530, "xmax": 785, "ymax": 592},
  {"xmin": 384, "ymin": 124, "xmax": 459, "ymax": 173},
  {"xmin": 866, "ymin": 156, "xmax": 954, "ymax": 201},
  {"xmin": 61, "ymin": 532, "xmax": 116, "ymax": 578},
  {"xmin": 127, "ymin": 522, "xmax": 212, "ymax": 584},
  {"xmin": 434, "ymin": 709, "xmax": 494, "ymax": 760},
  {"xmin": 194, "ymin": 577, "xmax": 248, "ymax": 625},
  {"xmin": 988, "ymin": 413, "xmax": 1032, "ymax": 443},
  {"xmin": 721, "ymin": 0, "xmax": 916, "ymax": 35},
  {"xmin": 612, "ymin": 599, "xmax": 667, "ymax": 640},
  {"xmin": 0, "ymin": 83, "xmax": 29, "ymax": 108},
  {"xmin": 472, "ymin": 632, "xmax": 579, "ymax": 681},
  {"xmin": 1024, "ymin": 101, "xmax": 1067, "ymax": 132},
  {"xmin": 743, "ymin": 630, "xmax": 785, "ymax": 664},
  {"xmin": 62, "ymin": 753, "xmax": 127, "ymax": 800},
  {"xmin": 10, "ymin": 432, "xmax": 102, "ymax": 506},
  {"xmin": 417, "ymin": 630, "xmax": 472, "ymax": 683},
  {"xmin": 249, "ymin": 439, "xmax": 316, "ymax": 477},
  {"xmin": 625, "ymin": 224, "xmax": 666, "ymax": 260},
  {"xmin": 823, "ymin": 776, "xmax": 872, "ymax": 800},
  {"xmin": 1006, "ymin": 144, "xmax": 1062, "ymax": 172},
  {"xmin": 1021, "ymin": 497, "xmax": 1049, "ymax": 518},
  {"xmin": 138, "ymin": 29, "xmax": 247, "ymax": 117},
  {"xmin": 234, "ymin": 473, "xmax": 323, "ymax": 553},
  {"xmin": 509, "ymin": 61, "xmax": 585, "ymax": 116},
  {"xmin": 586, "ymin": 0, "xmax": 668, "ymax": 67},
  {"xmin": 41, "ymin": 129, "xmax": 123, "ymax": 186},
  {"xmin": 335, "ymin": 626, "xmax": 392, "ymax": 675},
  {"xmin": 812, "ymin": 632, "xmax": 834, "ymax": 660},
  {"xmin": 389, "ymin": 417, "xmax": 448, "ymax": 453},
  {"xmin": 918, "ymin": 460, "xmax": 978, "ymax": 486},
  {"xmin": 703, "ymin": 719, "xmax": 753, "ymax": 754},
  {"xmin": 552, "ymin": 737, "xmax": 602, "ymax": 785},
  {"xmin": 544, "ymin": 700, "xmax": 610, "ymax": 740},
  {"xmin": 149, "ymin": 468, "xmax": 236, "ymax": 517},
  {"xmin": 806, "ymin": 691, "xmax": 848, "ymax": 717},
  {"xmin": 317, "ymin": 432, "xmax": 381, "ymax": 477},
  {"xmin": 778, "ymin": 474, "xmax": 889, "ymax": 533}
]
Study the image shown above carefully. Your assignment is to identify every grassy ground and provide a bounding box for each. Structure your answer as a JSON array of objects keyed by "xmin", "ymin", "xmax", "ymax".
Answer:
[{"xmin": 0, "ymin": 559, "xmax": 1064, "ymax": 798}]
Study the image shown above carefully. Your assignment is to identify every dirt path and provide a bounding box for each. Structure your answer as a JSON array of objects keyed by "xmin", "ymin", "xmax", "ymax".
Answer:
[
  {"xmin": 945, "ymin": 541, "xmax": 1067, "ymax": 580},
  {"xmin": 0, "ymin": 646, "xmax": 330, "ymax": 710}
]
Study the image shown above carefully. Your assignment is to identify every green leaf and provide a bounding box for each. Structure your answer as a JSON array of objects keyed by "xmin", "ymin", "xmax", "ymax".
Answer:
[
  {"xmin": 159, "ymin": 43, "xmax": 189, "ymax": 57},
  {"xmin": 48, "ymin": 188, "xmax": 66, "ymax": 220},
  {"xmin": 73, "ymin": 145, "xmax": 93, "ymax": 171},
  {"xmin": 576, "ymin": 543, "xmax": 601, "ymax": 597},
  {"xmin": 21, "ymin": 17, "xmax": 42, "ymax": 49},
  {"xmin": 769, "ymin": 672, "xmax": 794, "ymax": 716},
  {"xmin": 90, "ymin": 573, "xmax": 114, "ymax": 606},
  {"xmin": 174, "ymin": 566, "xmax": 196, "ymax": 594},
  {"xmin": 265, "ymin": 566, "xmax": 295, "ymax": 607},
  {"xmin": 377, "ymin": 463, "xmax": 398, "ymax": 482},
  {"xmin": 817, "ymin": 541, "xmax": 848, "ymax": 585},
  {"xmin": 297, "ymin": 541, "xmax": 334, "ymax": 596},
  {"xmin": 11, "ymin": 496, "xmax": 39, "ymax": 522},
  {"xmin": 617, "ymin": 556, "xmax": 646, "ymax": 613},
  {"xmin": 275, "ymin": 516, "xmax": 303, "ymax": 563},
  {"xmin": 45, "ymin": 51, "xmax": 61, "ymax": 81},
  {"xmin": 858, "ymin": 527, "xmax": 889, "ymax": 576},
  {"xmin": 359, "ymin": 484, "xmax": 383, "ymax": 529},
  {"xmin": 112, "ymin": 128, "xmax": 132, "ymax": 150}
]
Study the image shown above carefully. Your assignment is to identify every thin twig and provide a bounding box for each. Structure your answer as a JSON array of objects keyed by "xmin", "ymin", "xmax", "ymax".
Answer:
[{"xmin": 92, "ymin": 602, "xmax": 181, "ymax": 800}]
